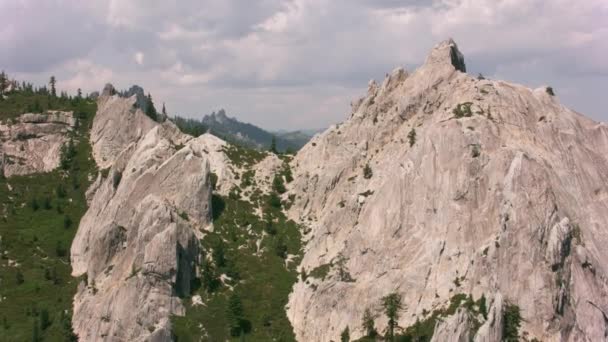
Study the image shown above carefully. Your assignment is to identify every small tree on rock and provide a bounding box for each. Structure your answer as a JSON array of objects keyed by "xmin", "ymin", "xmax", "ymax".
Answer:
[
  {"xmin": 362, "ymin": 308, "xmax": 377, "ymax": 338},
  {"xmin": 381, "ymin": 292, "xmax": 404, "ymax": 341},
  {"xmin": 340, "ymin": 326, "xmax": 350, "ymax": 342},
  {"xmin": 49, "ymin": 76, "xmax": 56, "ymax": 97},
  {"xmin": 408, "ymin": 128, "xmax": 416, "ymax": 147},
  {"xmin": 363, "ymin": 163, "xmax": 373, "ymax": 179}
]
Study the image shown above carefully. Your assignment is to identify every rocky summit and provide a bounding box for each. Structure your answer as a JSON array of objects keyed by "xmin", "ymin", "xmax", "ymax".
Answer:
[
  {"xmin": 1, "ymin": 38, "xmax": 607, "ymax": 342},
  {"xmin": 286, "ymin": 39, "xmax": 608, "ymax": 341}
]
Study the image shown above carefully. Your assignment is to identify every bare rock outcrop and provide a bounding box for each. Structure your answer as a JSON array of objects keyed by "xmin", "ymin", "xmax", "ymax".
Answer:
[
  {"xmin": 287, "ymin": 39, "xmax": 608, "ymax": 341},
  {"xmin": 71, "ymin": 90, "xmax": 215, "ymax": 341},
  {"xmin": 0, "ymin": 111, "xmax": 76, "ymax": 176},
  {"xmin": 90, "ymin": 90, "xmax": 158, "ymax": 169}
]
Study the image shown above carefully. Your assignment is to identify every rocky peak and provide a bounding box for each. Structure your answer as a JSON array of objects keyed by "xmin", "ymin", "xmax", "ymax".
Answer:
[
  {"xmin": 286, "ymin": 39, "xmax": 608, "ymax": 342},
  {"xmin": 422, "ymin": 38, "xmax": 466, "ymax": 73},
  {"xmin": 101, "ymin": 83, "xmax": 116, "ymax": 97}
]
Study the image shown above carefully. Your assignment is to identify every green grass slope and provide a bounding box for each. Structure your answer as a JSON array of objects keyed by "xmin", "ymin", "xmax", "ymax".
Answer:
[
  {"xmin": 0, "ymin": 91, "xmax": 97, "ymax": 341},
  {"xmin": 172, "ymin": 151, "xmax": 302, "ymax": 341}
]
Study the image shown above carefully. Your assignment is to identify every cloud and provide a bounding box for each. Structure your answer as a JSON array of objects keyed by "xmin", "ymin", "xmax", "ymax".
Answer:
[
  {"xmin": 1, "ymin": 0, "xmax": 607, "ymax": 129},
  {"xmin": 134, "ymin": 52, "xmax": 144, "ymax": 66}
]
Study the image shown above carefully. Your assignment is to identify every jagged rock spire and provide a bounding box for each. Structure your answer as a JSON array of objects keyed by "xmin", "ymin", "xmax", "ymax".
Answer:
[{"xmin": 423, "ymin": 38, "xmax": 466, "ymax": 73}]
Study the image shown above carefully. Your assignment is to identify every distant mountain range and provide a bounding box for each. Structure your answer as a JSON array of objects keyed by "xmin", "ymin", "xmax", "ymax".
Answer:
[
  {"xmin": 115, "ymin": 85, "xmax": 316, "ymax": 152},
  {"xmin": 198, "ymin": 109, "xmax": 318, "ymax": 152}
]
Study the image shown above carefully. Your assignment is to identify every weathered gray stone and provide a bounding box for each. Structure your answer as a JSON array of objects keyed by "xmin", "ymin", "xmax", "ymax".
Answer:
[
  {"xmin": 0, "ymin": 111, "xmax": 76, "ymax": 176},
  {"xmin": 286, "ymin": 39, "xmax": 608, "ymax": 342}
]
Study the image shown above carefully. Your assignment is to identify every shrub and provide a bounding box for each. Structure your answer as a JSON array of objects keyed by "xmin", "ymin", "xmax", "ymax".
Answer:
[
  {"xmin": 112, "ymin": 171, "xmax": 122, "ymax": 189},
  {"xmin": 179, "ymin": 211, "xmax": 189, "ymax": 221},
  {"xmin": 340, "ymin": 326, "xmax": 350, "ymax": 342},
  {"xmin": 274, "ymin": 237, "xmax": 288, "ymax": 259},
  {"xmin": 471, "ymin": 144, "xmax": 480, "ymax": 158},
  {"xmin": 363, "ymin": 163, "xmax": 373, "ymax": 179},
  {"xmin": 56, "ymin": 184, "xmax": 66, "ymax": 198},
  {"xmin": 272, "ymin": 174, "xmax": 286, "ymax": 194},
  {"xmin": 267, "ymin": 192, "xmax": 282, "ymax": 209},
  {"xmin": 55, "ymin": 241, "xmax": 67, "ymax": 258},
  {"xmin": 478, "ymin": 294, "xmax": 488, "ymax": 319},
  {"xmin": 408, "ymin": 128, "xmax": 416, "ymax": 147},
  {"xmin": 30, "ymin": 198, "xmax": 39, "ymax": 211},
  {"xmin": 208, "ymin": 172, "xmax": 218, "ymax": 190},
  {"xmin": 502, "ymin": 303, "xmax": 521, "ymax": 342},
  {"xmin": 63, "ymin": 215, "xmax": 73, "ymax": 229},
  {"xmin": 453, "ymin": 102, "xmax": 473, "ymax": 118},
  {"xmin": 43, "ymin": 197, "xmax": 52, "ymax": 210},
  {"xmin": 546, "ymin": 87, "xmax": 555, "ymax": 96},
  {"xmin": 39, "ymin": 308, "xmax": 50, "ymax": 330},
  {"xmin": 362, "ymin": 308, "xmax": 377, "ymax": 337}
]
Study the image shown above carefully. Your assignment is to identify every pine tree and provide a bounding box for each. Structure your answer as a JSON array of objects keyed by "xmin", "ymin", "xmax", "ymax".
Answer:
[
  {"xmin": 162, "ymin": 102, "xmax": 167, "ymax": 116},
  {"xmin": 408, "ymin": 128, "xmax": 416, "ymax": 147},
  {"xmin": 362, "ymin": 308, "xmax": 377, "ymax": 337},
  {"xmin": 340, "ymin": 326, "xmax": 350, "ymax": 342},
  {"xmin": 49, "ymin": 76, "xmax": 56, "ymax": 97},
  {"xmin": 0, "ymin": 70, "xmax": 7, "ymax": 95},
  {"xmin": 77, "ymin": 88, "xmax": 82, "ymax": 99},
  {"xmin": 145, "ymin": 93, "xmax": 158, "ymax": 121},
  {"xmin": 227, "ymin": 293, "xmax": 245, "ymax": 337},
  {"xmin": 269, "ymin": 136, "xmax": 277, "ymax": 153},
  {"xmin": 39, "ymin": 308, "xmax": 50, "ymax": 330},
  {"xmin": 381, "ymin": 292, "xmax": 404, "ymax": 341},
  {"xmin": 32, "ymin": 318, "xmax": 40, "ymax": 342}
]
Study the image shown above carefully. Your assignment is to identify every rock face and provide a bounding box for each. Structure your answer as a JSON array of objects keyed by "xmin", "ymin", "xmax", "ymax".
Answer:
[
  {"xmin": 90, "ymin": 91, "xmax": 157, "ymax": 169},
  {"xmin": 0, "ymin": 111, "xmax": 76, "ymax": 176},
  {"xmin": 70, "ymin": 89, "xmax": 216, "ymax": 341},
  {"xmin": 287, "ymin": 39, "xmax": 608, "ymax": 341}
]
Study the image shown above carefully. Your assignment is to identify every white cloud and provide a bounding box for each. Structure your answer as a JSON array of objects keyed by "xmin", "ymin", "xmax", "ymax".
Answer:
[
  {"xmin": 1, "ymin": 0, "xmax": 607, "ymax": 129},
  {"xmin": 134, "ymin": 52, "xmax": 144, "ymax": 65}
]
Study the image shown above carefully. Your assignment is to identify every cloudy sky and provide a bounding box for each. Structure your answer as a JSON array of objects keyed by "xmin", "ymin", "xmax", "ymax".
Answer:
[{"xmin": 1, "ymin": 0, "xmax": 607, "ymax": 130}]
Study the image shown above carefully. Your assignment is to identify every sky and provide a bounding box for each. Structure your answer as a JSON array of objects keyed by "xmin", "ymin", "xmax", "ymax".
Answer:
[{"xmin": 1, "ymin": 0, "xmax": 607, "ymax": 130}]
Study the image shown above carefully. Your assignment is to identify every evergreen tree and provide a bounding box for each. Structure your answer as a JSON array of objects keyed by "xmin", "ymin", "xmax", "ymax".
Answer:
[
  {"xmin": 39, "ymin": 308, "xmax": 50, "ymax": 330},
  {"xmin": 363, "ymin": 163, "xmax": 373, "ymax": 179},
  {"xmin": 32, "ymin": 318, "xmax": 40, "ymax": 342},
  {"xmin": 145, "ymin": 93, "xmax": 158, "ymax": 121},
  {"xmin": 408, "ymin": 128, "xmax": 416, "ymax": 147},
  {"xmin": 49, "ymin": 76, "xmax": 56, "ymax": 97},
  {"xmin": 381, "ymin": 292, "xmax": 404, "ymax": 341},
  {"xmin": 269, "ymin": 136, "xmax": 277, "ymax": 153},
  {"xmin": 162, "ymin": 102, "xmax": 167, "ymax": 116},
  {"xmin": 77, "ymin": 88, "xmax": 82, "ymax": 99},
  {"xmin": 212, "ymin": 240, "xmax": 226, "ymax": 268},
  {"xmin": 200, "ymin": 257, "xmax": 218, "ymax": 292},
  {"xmin": 272, "ymin": 174, "xmax": 286, "ymax": 194},
  {"xmin": 362, "ymin": 308, "xmax": 377, "ymax": 337},
  {"xmin": 226, "ymin": 293, "xmax": 246, "ymax": 337},
  {"xmin": 0, "ymin": 70, "xmax": 7, "ymax": 94},
  {"xmin": 340, "ymin": 326, "xmax": 350, "ymax": 342}
]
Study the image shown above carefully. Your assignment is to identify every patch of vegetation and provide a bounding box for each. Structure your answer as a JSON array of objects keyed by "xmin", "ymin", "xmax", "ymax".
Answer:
[
  {"xmin": 171, "ymin": 116, "xmax": 208, "ymax": 137},
  {"xmin": 546, "ymin": 87, "xmax": 555, "ymax": 96},
  {"xmin": 391, "ymin": 294, "xmax": 488, "ymax": 342},
  {"xmin": 308, "ymin": 263, "xmax": 331, "ymax": 280},
  {"xmin": 222, "ymin": 144, "xmax": 266, "ymax": 168},
  {"xmin": 363, "ymin": 163, "xmax": 373, "ymax": 179},
  {"xmin": 408, "ymin": 128, "xmax": 416, "ymax": 147},
  {"xmin": 471, "ymin": 144, "xmax": 481, "ymax": 158},
  {"xmin": 0, "ymin": 77, "xmax": 96, "ymax": 341},
  {"xmin": 452, "ymin": 102, "xmax": 473, "ymax": 119},
  {"xmin": 502, "ymin": 303, "xmax": 521, "ymax": 342},
  {"xmin": 172, "ymin": 175, "xmax": 302, "ymax": 341}
]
